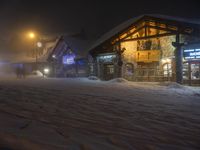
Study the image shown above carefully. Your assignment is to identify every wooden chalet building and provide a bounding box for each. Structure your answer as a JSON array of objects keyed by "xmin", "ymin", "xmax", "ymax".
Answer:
[
  {"xmin": 47, "ymin": 36, "xmax": 90, "ymax": 77},
  {"xmin": 89, "ymin": 14, "xmax": 200, "ymax": 85},
  {"xmin": 13, "ymin": 36, "xmax": 90, "ymax": 78}
]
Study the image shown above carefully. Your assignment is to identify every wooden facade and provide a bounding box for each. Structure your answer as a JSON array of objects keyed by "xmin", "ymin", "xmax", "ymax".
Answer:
[
  {"xmin": 47, "ymin": 36, "xmax": 89, "ymax": 77},
  {"xmin": 89, "ymin": 15, "xmax": 200, "ymax": 84},
  {"xmin": 13, "ymin": 36, "xmax": 90, "ymax": 78}
]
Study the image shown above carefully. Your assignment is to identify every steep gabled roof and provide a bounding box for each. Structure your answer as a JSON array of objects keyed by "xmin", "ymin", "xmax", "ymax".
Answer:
[
  {"xmin": 37, "ymin": 38, "xmax": 60, "ymax": 62},
  {"xmin": 63, "ymin": 36, "xmax": 91, "ymax": 58},
  {"xmin": 11, "ymin": 38, "xmax": 59, "ymax": 64},
  {"xmin": 89, "ymin": 14, "xmax": 200, "ymax": 52},
  {"xmin": 49, "ymin": 36, "xmax": 92, "ymax": 60}
]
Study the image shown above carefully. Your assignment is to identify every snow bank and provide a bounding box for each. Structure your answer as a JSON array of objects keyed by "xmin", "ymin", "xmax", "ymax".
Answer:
[
  {"xmin": 108, "ymin": 78, "xmax": 128, "ymax": 83},
  {"xmin": 28, "ymin": 71, "xmax": 44, "ymax": 78},
  {"xmin": 160, "ymin": 82, "xmax": 185, "ymax": 89},
  {"xmin": 0, "ymin": 78, "xmax": 200, "ymax": 149},
  {"xmin": 88, "ymin": 76, "xmax": 99, "ymax": 80},
  {"xmin": 159, "ymin": 82, "xmax": 200, "ymax": 96},
  {"xmin": 31, "ymin": 70, "xmax": 43, "ymax": 77}
]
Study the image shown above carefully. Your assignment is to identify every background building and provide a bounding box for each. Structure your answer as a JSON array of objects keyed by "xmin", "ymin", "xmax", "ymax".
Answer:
[
  {"xmin": 12, "ymin": 35, "xmax": 91, "ymax": 78},
  {"xmin": 89, "ymin": 14, "xmax": 200, "ymax": 85}
]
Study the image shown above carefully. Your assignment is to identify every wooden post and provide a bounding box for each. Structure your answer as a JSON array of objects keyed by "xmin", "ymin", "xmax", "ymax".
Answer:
[
  {"xmin": 116, "ymin": 43, "xmax": 125, "ymax": 78},
  {"xmin": 173, "ymin": 34, "xmax": 183, "ymax": 84}
]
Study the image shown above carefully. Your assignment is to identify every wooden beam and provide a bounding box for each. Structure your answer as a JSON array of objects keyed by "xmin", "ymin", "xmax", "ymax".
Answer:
[
  {"xmin": 110, "ymin": 18, "xmax": 146, "ymax": 43},
  {"xmin": 146, "ymin": 25, "xmax": 177, "ymax": 33},
  {"xmin": 120, "ymin": 32, "xmax": 175, "ymax": 43},
  {"xmin": 145, "ymin": 26, "xmax": 147, "ymax": 37},
  {"xmin": 119, "ymin": 26, "xmax": 145, "ymax": 42},
  {"xmin": 147, "ymin": 25, "xmax": 193, "ymax": 35},
  {"xmin": 118, "ymin": 24, "xmax": 181, "ymax": 44}
]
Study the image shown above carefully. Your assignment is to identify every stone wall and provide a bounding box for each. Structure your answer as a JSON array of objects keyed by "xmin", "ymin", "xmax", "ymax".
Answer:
[
  {"xmin": 159, "ymin": 35, "xmax": 176, "ymax": 58},
  {"xmin": 121, "ymin": 41, "xmax": 137, "ymax": 63},
  {"xmin": 120, "ymin": 35, "xmax": 177, "ymax": 80},
  {"xmin": 121, "ymin": 35, "xmax": 176, "ymax": 62}
]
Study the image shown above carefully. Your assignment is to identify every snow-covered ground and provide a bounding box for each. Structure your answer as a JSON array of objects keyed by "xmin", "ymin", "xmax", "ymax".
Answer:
[{"xmin": 0, "ymin": 76, "xmax": 200, "ymax": 150}]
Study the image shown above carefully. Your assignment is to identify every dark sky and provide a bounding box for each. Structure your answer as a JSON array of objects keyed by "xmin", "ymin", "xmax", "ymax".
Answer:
[{"xmin": 0, "ymin": 0, "xmax": 200, "ymax": 60}]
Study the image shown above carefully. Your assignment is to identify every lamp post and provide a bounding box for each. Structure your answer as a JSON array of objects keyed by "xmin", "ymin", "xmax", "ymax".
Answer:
[
  {"xmin": 36, "ymin": 41, "xmax": 42, "ymax": 63},
  {"xmin": 27, "ymin": 32, "xmax": 42, "ymax": 70},
  {"xmin": 172, "ymin": 34, "xmax": 184, "ymax": 84},
  {"xmin": 115, "ymin": 46, "xmax": 126, "ymax": 78}
]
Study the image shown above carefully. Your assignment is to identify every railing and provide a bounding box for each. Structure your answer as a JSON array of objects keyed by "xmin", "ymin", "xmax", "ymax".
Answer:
[
  {"xmin": 135, "ymin": 50, "xmax": 161, "ymax": 63},
  {"xmin": 125, "ymin": 68, "xmax": 173, "ymax": 82}
]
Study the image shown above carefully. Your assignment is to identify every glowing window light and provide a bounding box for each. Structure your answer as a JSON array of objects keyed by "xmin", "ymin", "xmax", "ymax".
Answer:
[
  {"xmin": 37, "ymin": 42, "xmax": 42, "ymax": 48},
  {"xmin": 63, "ymin": 54, "xmax": 75, "ymax": 65},
  {"xmin": 52, "ymin": 55, "xmax": 56, "ymax": 58}
]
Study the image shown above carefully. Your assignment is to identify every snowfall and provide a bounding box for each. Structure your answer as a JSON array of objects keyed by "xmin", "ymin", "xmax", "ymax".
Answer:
[{"xmin": 0, "ymin": 74, "xmax": 200, "ymax": 150}]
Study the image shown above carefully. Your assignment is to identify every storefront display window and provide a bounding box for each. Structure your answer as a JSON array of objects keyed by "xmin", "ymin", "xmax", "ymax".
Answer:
[
  {"xmin": 125, "ymin": 63, "xmax": 134, "ymax": 75},
  {"xmin": 105, "ymin": 65, "xmax": 114, "ymax": 74},
  {"xmin": 183, "ymin": 63, "xmax": 189, "ymax": 79},
  {"xmin": 191, "ymin": 63, "xmax": 200, "ymax": 80}
]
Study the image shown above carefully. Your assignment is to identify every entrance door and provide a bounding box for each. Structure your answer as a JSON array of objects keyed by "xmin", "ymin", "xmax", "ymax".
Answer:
[
  {"xmin": 103, "ymin": 64, "xmax": 114, "ymax": 80},
  {"xmin": 184, "ymin": 62, "xmax": 200, "ymax": 85},
  {"xmin": 191, "ymin": 63, "xmax": 200, "ymax": 80}
]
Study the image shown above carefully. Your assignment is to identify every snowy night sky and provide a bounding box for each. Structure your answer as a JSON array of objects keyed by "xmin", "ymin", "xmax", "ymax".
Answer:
[{"xmin": 0, "ymin": 0, "xmax": 199, "ymax": 60}]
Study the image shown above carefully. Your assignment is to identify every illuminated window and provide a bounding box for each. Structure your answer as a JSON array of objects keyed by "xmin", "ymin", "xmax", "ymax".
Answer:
[
  {"xmin": 183, "ymin": 63, "xmax": 189, "ymax": 79},
  {"xmin": 191, "ymin": 63, "xmax": 200, "ymax": 80},
  {"xmin": 105, "ymin": 65, "xmax": 114, "ymax": 74},
  {"xmin": 163, "ymin": 63, "xmax": 172, "ymax": 77},
  {"xmin": 125, "ymin": 63, "xmax": 134, "ymax": 75},
  {"xmin": 63, "ymin": 54, "xmax": 75, "ymax": 65}
]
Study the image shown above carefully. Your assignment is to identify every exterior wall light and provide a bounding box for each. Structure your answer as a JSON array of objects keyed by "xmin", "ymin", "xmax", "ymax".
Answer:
[
  {"xmin": 52, "ymin": 55, "xmax": 56, "ymax": 58},
  {"xmin": 44, "ymin": 68, "xmax": 50, "ymax": 74},
  {"xmin": 37, "ymin": 42, "xmax": 42, "ymax": 48}
]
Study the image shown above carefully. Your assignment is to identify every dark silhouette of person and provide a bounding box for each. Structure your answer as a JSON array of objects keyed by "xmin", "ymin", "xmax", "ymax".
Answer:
[
  {"xmin": 16, "ymin": 67, "xmax": 21, "ymax": 78},
  {"xmin": 15, "ymin": 64, "xmax": 26, "ymax": 79}
]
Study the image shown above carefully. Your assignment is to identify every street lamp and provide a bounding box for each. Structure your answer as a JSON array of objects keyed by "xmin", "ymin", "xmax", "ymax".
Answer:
[
  {"xmin": 27, "ymin": 31, "xmax": 42, "ymax": 70},
  {"xmin": 28, "ymin": 32, "xmax": 35, "ymax": 39}
]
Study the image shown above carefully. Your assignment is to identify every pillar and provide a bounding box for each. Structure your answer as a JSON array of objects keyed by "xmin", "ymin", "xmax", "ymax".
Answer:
[{"xmin": 173, "ymin": 34, "xmax": 183, "ymax": 84}]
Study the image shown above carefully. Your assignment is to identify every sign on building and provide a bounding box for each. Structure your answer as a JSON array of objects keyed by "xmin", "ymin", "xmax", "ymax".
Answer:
[{"xmin": 183, "ymin": 49, "xmax": 200, "ymax": 60}]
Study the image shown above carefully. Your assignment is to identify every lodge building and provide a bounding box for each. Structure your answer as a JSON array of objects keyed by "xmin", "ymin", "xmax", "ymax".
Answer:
[
  {"xmin": 88, "ymin": 14, "xmax": 200, "ymax": 85},
  {"xmin": 12, "ymin": 36, "xmax": 90, "ymax": 78}
]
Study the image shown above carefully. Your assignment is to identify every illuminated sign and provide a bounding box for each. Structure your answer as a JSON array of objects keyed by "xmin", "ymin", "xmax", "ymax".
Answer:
[
  {"xmin": 99, "ymin": 55, "xmax": 115, "ymax": 59},
  {"xmin": 98, "ymin": 54, "xmax": 116, "ymax": 63},
  {"xmin": 183, "ymin": 49, "xmax": 200, "ymax": 60},
  {"xmin": 63, "ymin": 54, "xmax": 75, "ymax": 65}
]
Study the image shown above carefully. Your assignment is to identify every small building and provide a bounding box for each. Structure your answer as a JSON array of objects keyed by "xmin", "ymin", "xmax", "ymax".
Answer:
[
  {"xmin": 88, "ymin": 14, "xmax": 200, "ymax": 85},
  {"xmin": 47, "ymin": 36, "xmax": 90, "ymax": 77},
  {"xmin": 12, "ymin": 36, "xmax": 90, "ymax": 78}
]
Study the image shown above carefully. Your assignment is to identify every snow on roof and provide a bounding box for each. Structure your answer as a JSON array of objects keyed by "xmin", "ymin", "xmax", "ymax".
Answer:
[
  {"xmin": 11, "ymin": 38, "xmax": 59, "ymax": 64},
  {"xmin": 63, "ymin": 36, "xmax": 92, "ymax": 58},
  {"xmin": 37, "ymin": 38, "xmax": 59, "ymax": 62},
  {"xmin": 89, "ymin": 14, "xmax": 200, "ymax": 52}
]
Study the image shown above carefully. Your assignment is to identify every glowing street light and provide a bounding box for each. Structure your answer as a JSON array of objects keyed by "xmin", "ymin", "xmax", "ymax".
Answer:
[
  {"xmin": 28, "ymin": 32, "xmax": 35, "ymax": 39},
  {"xmin": 26, "ymin": 31, "xmax": 43, "ymax": 70}
]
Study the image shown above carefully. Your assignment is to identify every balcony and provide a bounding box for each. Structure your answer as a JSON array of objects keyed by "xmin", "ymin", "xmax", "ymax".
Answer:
[{"xmin": 135, "ymin": 50, "xmax": 161, "ymax": 63}]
